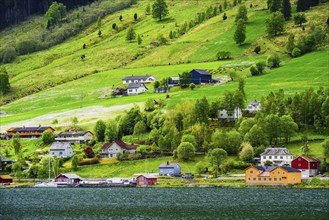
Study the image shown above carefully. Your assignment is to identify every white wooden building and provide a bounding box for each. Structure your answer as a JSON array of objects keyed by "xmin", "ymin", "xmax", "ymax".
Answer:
[
  {"xmin": 55, "ymin": 131, "xmax": 94, "ymax": 144},
  {"xmin": 99, "ymin": 140, "xmax": 137, "ymax": 158},
  {"xmin": 127, "ymin": 82, "xmax": 147, "ymax": 95},
  {"xmin": 260, "ymin": 148, "xmax": 293, "ymax": 166},
  {"xmin": 218, "ymin": 108, "xmax": 242, "ymax": 121},
  {"xmin": 122, "ymin": 75, "xmax": 156, "ymax": 84},
  {"xmin": 49, "ymin": 142, "xmax": 74, "ymax": 158}
]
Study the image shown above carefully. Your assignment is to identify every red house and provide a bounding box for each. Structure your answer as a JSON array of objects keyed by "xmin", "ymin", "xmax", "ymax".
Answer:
[
  {"xmin": 55, "ymin": 173, "xmax": 84, "ymax": 185},
  {"xmin": 136, "ymin": 174, "xmax": 157, "ymax": 186},
  {"xmin": 291, "ymin": 155, "xmax": 321, "ymax": 179},
  {"xmin": 0, "ymin": 175, "xmax": 13, "ymax": 185}
]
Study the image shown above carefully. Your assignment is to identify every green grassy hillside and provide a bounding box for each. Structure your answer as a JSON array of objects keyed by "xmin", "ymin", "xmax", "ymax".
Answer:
[{"xmin": 0, "ymin": 0, "xmax": 328, "ymax": 130}]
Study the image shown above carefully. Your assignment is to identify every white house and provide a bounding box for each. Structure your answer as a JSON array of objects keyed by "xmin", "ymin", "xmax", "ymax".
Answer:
[
  {"xmin": 218, "ymin": 108, "xmax": 242, "ymax": 121},
  {"xmin": 122, "ymin": 75, "xmax": 156, "ymax": 84},
  {"xmin": 127, "ymin": 82, "xmax": 147, "ymax": 95},
  {"xmin": 49, "ymin": 142, "xmax": 74, "ymax": 158},
  {"xmin": 246, "ymin": 100, "xmax": 261, "ymax": 113},
  {"xmin": 260, "ymin": 148, "xmax": 293, "ymax": 166},
  {"xmin": 55, "ymin": 131, "xmax": 94, "ymax": 144},
  {"xmin": 99, "ymin": 140, "xmax": 137, "ymax": 158}
]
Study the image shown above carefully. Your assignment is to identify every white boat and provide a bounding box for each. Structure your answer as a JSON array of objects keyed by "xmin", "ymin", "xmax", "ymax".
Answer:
[{"xmin": 34, "ymin": 181, "xmax": 58, "ymax": 188}]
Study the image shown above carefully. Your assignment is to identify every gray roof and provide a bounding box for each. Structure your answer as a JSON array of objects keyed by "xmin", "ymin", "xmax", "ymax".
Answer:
[
  {"xmin": 56, "ymin": 131, "xmax": 92, "ymax": 137},
  {"xmin": 8, "ymin": 126, "xmax": 54, "ymax": 132},
  {"xmin": 127, "ymin": 82, "xmax": 146, "ymax": 89},
  {"xmin": 192, "ymin": 69, "xmax": 211, "ymax": 75},
  {"xmin": 138, "ymin": 174, "xmax": 157, "ymax": 179},
  {"xmin": 0, "ymin": 153, "xmax": 12, "ymax": 162},
  {"xmin": 159, "ymin": 162, "xmax": 180, "ymax": 168},
  {"xmin": 59, "ymin": 173, "xmax": 83, "ymax": 179},
  {"xmin": 123, "ymin": 75, "xmax": 153, "ymax": 80},
  {"xmin": 248, "ymin": 100, "xmax": 260, "ymax": 107},
  {"xmin": 260, "ymin": 148, "xmax": 292, "ymax": 156},
  {"xmin": 50, "ymin": 142, "xmax": 72, "ymax": 150}
]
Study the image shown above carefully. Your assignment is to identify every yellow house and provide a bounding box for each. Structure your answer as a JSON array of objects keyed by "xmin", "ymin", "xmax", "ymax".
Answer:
[{"xmin": 245, "ymin": 166, "xmax": 301, "ymax": 186}]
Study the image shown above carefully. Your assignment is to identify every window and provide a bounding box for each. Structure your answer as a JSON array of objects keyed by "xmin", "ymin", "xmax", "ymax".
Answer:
[
  {"xmin": 250, "ymin": 170, "xmax": 253, "ymax": 174},
  {"xmin": 274, "ymin": 178, "xmax": 277, "ymax": 181},
  {"xmin": 274, "ymin": 156, "xmax": 277, "ymax": 159},
  {"xmin": 269, "ymin": 178, "xmax": 272, "ymax": 181},
  {"xmin": 253, "ymin": 178, "xmax": 256, "ymax": 181},
  {"xmin": 263, "ymin": 156, "xmax": 266, "ymax": 159},
  {"xmin": 269, "ymin": 156, "xmax": 272, "ymax": 159},
  {"xmin": 264, "ymin": 177, "xmax": 266, "ymax": 181},
  {"xmin": 278, "ymin": 172, "xmax": 280, "ymax": 174},
  {"xmin": 279, "ymin": 178, "xmax": 282, "ymax": 181},
  {"xmin": 258, "ymin": 178, "xmax": 261, "ymax": 181},
  {"xmin": 298, "ymin": 158, "xmax": 301, "ymax": 161},
  {"xmin": 248, "ymin": 178, "xmax": 250, "ymax": 180},
  {"xmin": 280, "ymin": 156, "xmax": 283, "ymax": 159},
  {"xmin": 298, "ymin": 163, "xmax": 301, "ymax": 167}
]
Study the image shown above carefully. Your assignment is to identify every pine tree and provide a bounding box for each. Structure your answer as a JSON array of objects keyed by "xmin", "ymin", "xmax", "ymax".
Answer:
[
  {"xmin": 234, "ymin": 19, "xmax": 246, "ymax": 45},
  {"xmin": 224, "ymin": 0, "xmax": 228, "ymax": 10},
  {"xmin": 126, "ymin": 26, "xmax": 136, "ymax": 42},
  {"xmin": 270, "ymin": 0, "xmax": 281, "ymax": 12},
  {"xmin": 0, "ymin": 68, "xmax": 10, "ymax": 94},
  {"xmin": 281, "ymin": 0, "xmax": 291, "ymax": 20},
  {"xmin": 152, "ymin": 0, "xmax": 169, "ymax": 21},
  {"xmin": 286, "ymin": 34, "xmax": 295, "ymax": 54},
  {"xmin": 235, "ymin": 5, "xmax": 248, "ymax": 23},
  {"xmin": 297, "ymin": 0, "xmax": 310, "ymax": 12},
  {"xmin": 137, "ymin": 34, "xmax": 142, "ymax": 45}
]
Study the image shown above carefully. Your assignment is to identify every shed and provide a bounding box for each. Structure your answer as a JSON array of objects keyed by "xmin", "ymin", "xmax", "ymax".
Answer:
[
  {"xmin": 0, "ymin": 153, "xmax": 13, "ymax": 170},
  {"xmin": 136, "ymin": 174, "xmax": 157, "ymax": 186},
  {"xmin": 0, "ymin": 175, "xmax": 13, "ymax": 184},
  {"xmin": 159, "ymin": 162, "xmax": 181, "ymax": 176},
  {"xmin": 291, "ymin": 155, "xmax": 321, "ymax": 178}
]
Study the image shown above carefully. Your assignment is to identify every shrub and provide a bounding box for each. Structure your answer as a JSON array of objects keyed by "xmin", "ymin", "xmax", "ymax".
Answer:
[
  {"xmin": 2, "ymin": 46, "xmax": 17, "ymax": 63},
  {"xmin": 177, "ymin": 142, "xmax": 195, "ymax": 161},
  {"xmin": 254, "ymin": 46, "xmax": 261, "ymax": 54},
  {"xmin": 42, "ymin": 130, "xmax": 55, "ymax": 145},
  {"xmin": 216, "ymin": 51, "xmax": 231, "ymax": 60},
  {"xmin": 79, "ymin": 158, "xmax": 99, "ymax": 165},
  {"xmin": 256, "ymin": 61, "xmax": 266, "ymax": 74},
  {"xmin": 250, "ymin": 66, "xmax": 259, "ymax": 76},
  {"xmin": 189, "ymin": 83, "xmax": 196, "ymax": 90},
  {"xmin": 267, "ymin": 53, "xmax": 280, "ymax": 68},
  {"xmin": 16, "ymin": 40, "xmax": 40, "ymax": 55},
  {"xmin": 292, "ymin": 47, "xmax": 302, "ymax": 57}
]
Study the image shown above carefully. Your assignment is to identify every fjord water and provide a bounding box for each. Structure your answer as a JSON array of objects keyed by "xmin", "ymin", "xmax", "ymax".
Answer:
[{"xmin": 1, "ymin": 188, "xmax": 328, "ymax": 219}]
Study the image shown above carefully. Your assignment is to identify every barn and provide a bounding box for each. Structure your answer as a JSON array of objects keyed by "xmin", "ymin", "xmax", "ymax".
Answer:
[
  {"xmin": 136, "ymin": 174, "xmax": 157, "ymax": 186},
  {"xmin": 291, "ymin": 155, "xmax": 321, "ymax": 179}
]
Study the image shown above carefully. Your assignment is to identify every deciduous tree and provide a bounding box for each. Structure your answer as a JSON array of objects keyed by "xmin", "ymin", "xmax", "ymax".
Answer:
[
  {"xmin": 234, "ymin": 19, "xmax": 246, "ymax": 45},
  {"xmin": 0, "ymin": 68, "xmax": 10, "ymax": 94},
  {"xmin": 208, "ymin": 148, "xmax": 227, "ymax": 177},
  {"xmin": 281, "ymin": 0, "xmax": 292, "ymax": 20},
  {"xmin": 94, "ymin": 120, "xmax": 106, "ymax": 142},
  {"xmin": 266, "ymin": 12, "xmax": 285, "ymax": 36},
  {"xmin": 177, "ymin": 142, "xmax": 195, "ymax": 161},
  {"xmin": 239, "ymin": 142, "xmax": 254, "ymax": 162},
  {"xmin": 152, "ymin": 0, "xmax": 169, "ymax": 21}
]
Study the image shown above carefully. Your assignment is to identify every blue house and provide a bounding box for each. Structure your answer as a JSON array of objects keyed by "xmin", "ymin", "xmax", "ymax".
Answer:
[
  {"xmin": 159, "ymin": 162, "xmax": 181, "ymax": 176},
  {"xmin": 190, "ymin": 69, "xmax": 212, "ymax": 84}
]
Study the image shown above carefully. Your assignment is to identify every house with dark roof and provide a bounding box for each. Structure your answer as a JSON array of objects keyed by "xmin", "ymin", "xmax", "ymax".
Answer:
[
  {"xmin": 122, "ymin": 75, "xmax": 156, "ymax": 84},
  {"xmin": 0, "ymin": 153, "xmax": 13, "ymax": 170},
  {"xmin": 55, "ymin": 131, "xmax": 94, "ymax": 144},
  {"xmin": 55, "ymin": 173, "xmax": 84, "ymax": 185},
  {"xmin": 291, "ymin": 155, "xmax": 321, "ymax": 179},
  {"xmin": 260, "ymin": 148, "xmax": 293, "ymax": 166},
  {"xmin": 245, "ymin": 165, "xmax": 301, "ymax": 185},
  {"xmin": 158, "ymin": 162, "xmax": 181, "ymax": 176},
  {"xmin": 127, "ymin": 82, "xmax": 148, "ymax": 95},
  {"xmin": 245, "ymin": 100, "xmax": 261, "ymax": 113},
  {"xmin": 99, "ymin": 140, "xmax": 137, "ymax": 158},
  {"xmin": 49, "ymin": 142, "xmax": 74, "ymax": 158},
  {"xmin": 6, "ymin": 126, "xmax": 54, "ymax": 139},
  {"xmin": 190, "ymin": 69, "xmax": 212, "ymax": 84}
]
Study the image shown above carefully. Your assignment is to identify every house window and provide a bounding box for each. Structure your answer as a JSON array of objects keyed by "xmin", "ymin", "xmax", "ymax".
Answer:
[
  {"xmin": 279, "ymin": 178, "xmax": 282, "ymax": 181},
  {"xmin": 248, "ymin": 178, "xmax": 250, "ymax": 180},
  {"xmin": 250, "ymin": 170, "xmax": 253, "ymax": 174},
  {"xmin": 258, "ymin": 178, "xmax": 261, "ymax": 181},
  {"xmin": 280, "ymin": 156, "xmax": 283, "ymax": 159},
  {"xmin": 264, "ymin": 177, "xmax": 266, "ymax": 181},
  {"xmin": 278, "ymin": 172, "xmax": 280, "ymax": 174},
  {"xmin": 253, "ymin": 178, "xmax": 256, "ymax": 181},
  {"xmin": 269, "ymin": 178, "xmax": 272, "ymax": 181},
  {"xmin": 274, "ymin": 178, "xmax": 277, "ymax": 181},
  {"xmin": 274, "ymin": 156, "xmax": 277, "ymax": 159},
  {"xmin": 269, "ymin": 156, "xmax": 272, "ymax": 159},
  {"xmin": 298, "ymin": 158, "xmax": 301, "ymax": 161},
  {"xmin": 298, "ymin": 163, "xmax": 301, "ymax": 167}
]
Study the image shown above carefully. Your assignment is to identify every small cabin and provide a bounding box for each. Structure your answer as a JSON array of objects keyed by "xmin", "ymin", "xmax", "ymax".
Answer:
[
  {"xmin": 0, "ymin": 175, "xmax": 13, "ymax": 185},
  {"xmin": 55, "ymin": 173, "xmax": 84, "ymax": 185},
  {"xmin": 136, "ymin": 174, "xmax": 157, "ymax": 186}
]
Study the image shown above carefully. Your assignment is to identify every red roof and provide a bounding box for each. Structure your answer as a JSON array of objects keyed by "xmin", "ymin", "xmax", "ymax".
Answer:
[{"xmin": 294, "ymin": 155, "xmax": 320, "ymax": 163}]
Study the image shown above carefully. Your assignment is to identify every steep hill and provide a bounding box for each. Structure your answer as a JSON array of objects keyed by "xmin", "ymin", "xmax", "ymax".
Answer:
[{"xmin": 0, "ymin": 0, "xmax": 328, "ymax": 131}]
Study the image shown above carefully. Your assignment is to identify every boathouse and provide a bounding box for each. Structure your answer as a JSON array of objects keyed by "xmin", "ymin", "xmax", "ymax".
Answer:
[{"xmin": 136, "ymin": 174, "xmax": 157, "ymax": 186}]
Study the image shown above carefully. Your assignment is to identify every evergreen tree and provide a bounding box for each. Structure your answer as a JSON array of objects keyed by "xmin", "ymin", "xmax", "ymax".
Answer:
[
  {"xmin": 224, "ymin": 0, "xmax": 228, "ymax": 10},
  {"xmin": 235, "ymin": 5, "xmax": 248, "ymax": 23},
  {"xmin": 0, "ymin": 68, "xmax": 10, "ymax": 94},
  {"xmin": 134, "ymin": 13, "xmax": 138, "ymax": 21},
  {"xmin": 146, "ymin": 4, "xmax": 151, "ymax": 14},
  {"xmin": 281, "ymin": 0, "xmax": 292, "ymax": 20},
  {"xmin": 45, "ymin": 2, "xmax": 66, "ymax": 27},
  {"xmin": 137, "ymin": 34, "xmax": 142, "ymax": 45},
  {"xmin": 194, "ymin": 96, "xmax": 210, "ymax": 124},
  {"xmin": 152, "ymin": 0, "xmax": 169, "ymax": 21},
  {"xmin": 234, "ymin": 19, "xmax": 246, "ymax": 45},
  {"xmin": 223, "ymin": 13, "xmax": 227, "ymax": 20},
  {"xmin": 94, "ymin": 120, "xmax": 106, "ymax": 142},
  {"xmin": 297, "ymin": 0, "xmax": 310, "ymax": 12},
  {"xmin": 269, "ymin": 0, "xmax": 281, "ymax": 12},
  {"xmin": 97, "ymin": 16, "xmax": 102, "ymax": 30},
  {"xmin": 105, "ymin": 120, "xmax": 119, "ymax": 143},
  {"xmin": 12, "ymin": 133, "xmax": 22, "ymax": 156},
  {"xmin": 219, "ymin": 4, "xmax": 223, "ymax": 12},
  {"xmin": 294, "ymin": 13, "xmax": 307, "ymax": 26},
  {"xmin": 72, "ymin": 155, "xmax": 79, "ymax": 171},
  {"xmin": 126, "ymin": 26, "xmax": 136, "ymax": 41},
  {"xmin": 266, "ymin": 12, "xmax": 285, "ymax": 36},
  {"xmin": 286, "ymin": 34, "xmax": 295, "ymax": 54}
]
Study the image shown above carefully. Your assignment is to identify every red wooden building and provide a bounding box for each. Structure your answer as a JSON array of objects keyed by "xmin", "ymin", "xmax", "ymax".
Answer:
[
  {"xmin": 291, "ymin": 155, "xmax": 321, "ymax": 179},
  {"xmin": 7, "ymin": 126, "xmax": 54, "ymax": 139},
  {"xmin": 55, "ymin": 173, "xmax": 84, "ymax": 185},
  {"xmin": 0, "ymin": 175, "xmax": 13, "ymax": 185},
  {"xmin": 136, "ymin": 174, "xmax": 157, "ymax": 186}
]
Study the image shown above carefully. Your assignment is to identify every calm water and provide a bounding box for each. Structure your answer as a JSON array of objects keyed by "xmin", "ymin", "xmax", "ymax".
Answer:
[{"xmin": 0, "ymin": 188, "xmax": 328, "ymax": 220}]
